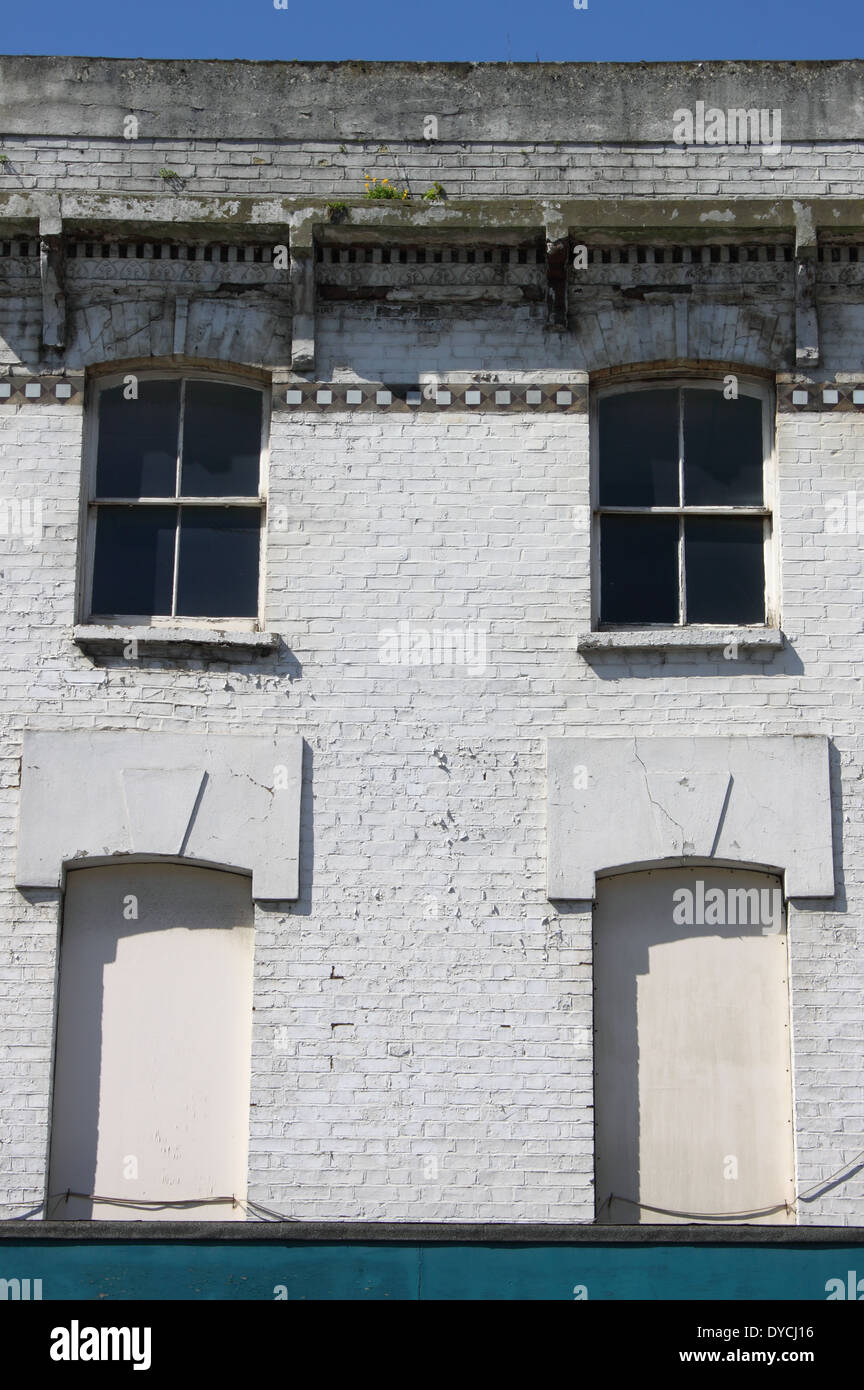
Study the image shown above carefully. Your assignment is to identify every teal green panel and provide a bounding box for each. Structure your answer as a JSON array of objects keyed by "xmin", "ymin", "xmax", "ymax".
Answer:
[
  {"xmin": 1, "ymin": 1240, "xmax": 862, "ymax": 1300},
  {"xmin": 418, "ymin": 1243, "xmax": 864, "ymax": 1301},
  {"xmin": 0, "ymin": 1241, "xmax": 419, "ymax": 1301}
]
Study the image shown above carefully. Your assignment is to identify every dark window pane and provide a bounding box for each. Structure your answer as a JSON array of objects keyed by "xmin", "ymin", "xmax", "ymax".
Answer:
[
  {"xmin": 180, "ymin": 382, "xmax": 262, "ymax": 497},
  {"xmin": 601, "ymin": 515, "xmax": 679, "ymax": 624},
  {"xmin": 96, "ymin": 381, "xmax": 180, "ymax": 497},
  {"xmin": 176, "ymin": 507, "xmax": 260, "ymax": 617},
  {"xmin": 683, "ymin": 390, "xmax": 764, "ymax": 505},
  {"xmin": 599, "ymin": 390, "xmax": 680, "ymax": 506},
  {"xmin": 91, "ymin": 506, "xmax": 176, "ymax": 616},
  {"xmin": 685, "ymin": 517, "xmax": 766, "ymax": 623}
]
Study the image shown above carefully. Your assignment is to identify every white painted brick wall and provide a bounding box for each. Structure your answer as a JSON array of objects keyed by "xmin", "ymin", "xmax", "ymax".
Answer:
[
  {"xmin": 0, "ymin": 113, "xmax": 863, "ymax": 1225},
  {"xmin": 0, "ymin": 385, "xmax": 862, "ymax": 1224}
]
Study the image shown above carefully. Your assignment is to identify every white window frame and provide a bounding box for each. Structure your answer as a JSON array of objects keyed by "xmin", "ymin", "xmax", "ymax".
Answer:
[
  {"xmin": 80, "ymin": 368, "xmax": 270, "ymax": 630},
  {"xmin": 590, "ymin": 375, "xmax": 778, "ymax": 630}
]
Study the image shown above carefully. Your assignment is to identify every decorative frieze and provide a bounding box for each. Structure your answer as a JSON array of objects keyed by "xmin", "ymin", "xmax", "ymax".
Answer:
[
  {"xmin": 5, "ymin": 376, "xmax": 862, "ymax": 412},
  {"xmin": 777, "ymin": 382, "xmax": 864, "ymax": 410},
  {"xmin": 586, "ymin": 243, "xmax": 794, "ymax": 265},
  {"xmin": 275, "ymin": 380, "xmax": 588, "ymax": 413},
  {"xmin": 66, "ymin": 240, "xmax": 278, "ymax": 263},
  {"xmin": 0, "ymin": 375, "xmax": 84, "ymax": 403},
  {"xmin": 316, "ymin": 244, "xmax": 545, "ymax": 266}
]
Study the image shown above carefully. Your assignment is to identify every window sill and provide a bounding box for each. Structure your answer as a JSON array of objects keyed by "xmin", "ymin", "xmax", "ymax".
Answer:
[
  {"xmin": 577, "ymin": 627, "xmax": 784, "ymax": 653},
  {"xmin": 73, "ymin": 624, "xmax": 280, "ymax": 661}
]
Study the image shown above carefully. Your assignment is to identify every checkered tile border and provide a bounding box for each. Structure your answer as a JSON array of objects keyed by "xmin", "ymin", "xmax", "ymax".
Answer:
[
  {"xmin": 22, "ymin": 378, "xmax": 861, "ymax": 414},
  {"xmin": 0, "ymin": 377, "xmax": 84, "ymax": 405},
  {"xmin": 778, "ymin": 384, "xmax": 864, "ymax": 411},
  {"xmin": 275, "ymin": 383, "xmax": 588, "ymax": 413}
]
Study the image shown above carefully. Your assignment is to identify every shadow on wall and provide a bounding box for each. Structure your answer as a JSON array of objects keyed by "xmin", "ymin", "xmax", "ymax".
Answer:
[
  {"xmin": 582, "ymin": 642, "xmax": 804, "ymax": 681},
  {"xmin": 79, "ymin": 637, "xmax": 303, "ymax": 681}
]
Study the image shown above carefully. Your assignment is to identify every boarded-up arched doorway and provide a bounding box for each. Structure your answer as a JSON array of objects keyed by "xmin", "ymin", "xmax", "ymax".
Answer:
[
  {"xmin": 48, "ymin": 862, "xmax": 254, "ymax": 1220},
  {"xmin": 593, "ymin": 865, "xmax": 795, "ymax": 1225}
]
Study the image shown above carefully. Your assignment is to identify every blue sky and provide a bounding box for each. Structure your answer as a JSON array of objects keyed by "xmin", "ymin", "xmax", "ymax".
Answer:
[{"xmin": 1, "ymin": 0, "xmax": 861, "ymax": 63}]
